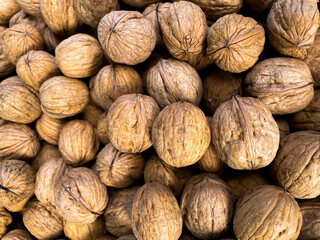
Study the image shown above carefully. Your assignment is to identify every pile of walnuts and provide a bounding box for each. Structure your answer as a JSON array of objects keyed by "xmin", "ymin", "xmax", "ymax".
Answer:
[{"xmin": 0, "ymin": 0, "xmax": 320, "ymax": 239}]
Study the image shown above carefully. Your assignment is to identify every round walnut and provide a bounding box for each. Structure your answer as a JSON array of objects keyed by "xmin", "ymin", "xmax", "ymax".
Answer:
[
  {"xmin": 97, "ymin": 112, "xmax": 110, "ymax": 145},
  {"xmin": 96, "ymin": 143, "xmax": 145, "ymax": 188},
  {"xmin": 80, "ymin": 101, "xmax": 104, "ymax": 128},
  {"xmin": 92, "ymin": 64, "xmax": 143, "ymax": 111},
  {"xmin": 181, "ymin": 173, "xmax": 234, "ymax": 239},
  {"xmin": 299, "ymin": 202, "xmax": 320, "ymax": 240},
  {"xmin": 36, "ymin": 114, "xmax": 66, "ymax": 145},
  {"xmin": 233, "ymin": 185, "xmax": 302, "ymax": 240},
  {"xmin": 23, "ymin": 200, "xmax": 63, "ymax": 240},
  {"xmin": 245, "ymin": 57, "xmax": 314, "ymax": 115},
  {"xmin": 0, "ymin": 160, "xmax": 35, "ymax": 210},
  {"xmin": 160, "ymin": 1, "xmax": 207, "ymax": 63},
  {"xmin": 267, "ymin": 0, "xmax": 319, "ymax": 59},
  {"xmin": 104, "ymin": 186, "xmax": 139, "ymax": 237},
  {"xmin": 117, "ymin": 235, "xmax": 137, "ymax": 240},
  {"xmin": 304, "ymin": 29, "xmax": 320, "ymax": 86},
  {"xmin": 207, "ymin": 14, "xmax": 265, "ymax": 73},
  {"xmin": 0, "ymin": 208, "xmax": 12, "ymax": 238},
  {"xmin": 212, "ymin": 96, "xmax": 280, "ymax": 170},
  {"xmin": 59, "ymin": 120, "xmax": 99, "ymax": 166},
  {"xmin": 54, "ymin": 167, "xmax": 108, "ymax": 224},
  {"xmin": 98, "ymin": 11, "xmax": 156, "ymax": 65},
  {"xmin": 132, "ymin": 182, "xmax": 183, "ymax": 240},
  {"xmin": 0, "ymin": 123, "xmax": 40, "ymax": 161},
  {"xmin": 55, "ymin": 34, "xmax": 104, "ymax": 78},
  {"xmin": 152, "ymin": 101, "xmax": 210, "ymax": 168},
  {"xmin": 16, "ymin": 50, "xmax": 60, "ymax": 91},
  {"xmin": 39, "ymin": 76, "xmax": 90, "ymax": 119},
  {"xmin": 16, "ymin": 0, "xmax": 41, "ymax": 16},
  {"xmin": 0, "ymin": 23, "xmax": 43, "ymax": 64},
  {"xmin": 107, "ymin": 94, "xmax": 160, "ymax": 153},
  {"xmin": 0, "ymin": 0, "xmax": 20, "ymax": 25},
  {"xmin": 246, "ymin": 0, "xmax": 276, "ymax": 13},
  {"xmin": 146, "ymin": 58, "xmax": 203, "ymax": 108},
  {"xmin": 9, "ymin": 10, "xmax": 46, "ymax": 34},
  {"xmin": 2, "ymin": 229, "xmax": 34, "ymax": 240},
  {"xmin": 271, "ymin": 131, "xmax": 320, "ymax": 199},
  {"xmin": 31, "ymin": 143, "xmax": 61, "ymax": 170},
  {"xmin": 144, "ymin": 154, "xmax": 193, "ymax": 197},
  {"xmin": 0, "ymin": 43, "xmax": 15, "ymax": 78},
  {"xmin": 43, "ymin": 27, "xmax": 63, "ymax": 53}
]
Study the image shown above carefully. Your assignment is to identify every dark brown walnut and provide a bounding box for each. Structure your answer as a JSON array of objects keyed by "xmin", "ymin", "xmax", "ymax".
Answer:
[
  {"xmin": 0, "ymin": 123, "xmax": 40, "ymax": 161},
  {"xmin": 0, "ymin": 0, "xmax": 20, "ymax": 25},
  {"xmin": 40, "ymin": 0, "xmax": 82, "ymax": 36},
  {"xmin": 80, "ymin": 101, "xmax": 104, "ymax": 128},
  {"xmin": 0, "ymin": 160, "xmax": 35, "ymax": 209},
  {"xmin": 31, "ymin": 143, "xmax": 61, "ymax": 170},
  {"xmin": 39, "ymin": 76, "xmax": 90, "ymax": 119},
  {"xmin": 186, "ymin": 48, "xmax": 214, "ymax": 72},
  {"xmin": 246, "ymin": 0, "xmax": 276, "ymax": 13},
  {"xmin": 96, "ymin": 143, "xmax": 145, "ymax": 188},
  {"xmin": 147, "ymin": 58, "xmax": 203, "ymax": 108},
  {"xmin": 35, "ymin": 157, "xmax": 69, "ymax": 206},
  {"xmin": 203, "ymin": 69, "xmax": 243, "ymax": 115},
  {"xmin": 9, "ymin": 10, "xmax": 46, "ymax": 34},
  {"xmin": 181, "ymin": 173, "xmax": 233, "ymax": 239},
  {"xmin": 233, "ymin": 185, "xmax": 302, "ymax": 240},
  {"xmin": 152, "ymin": 101, "xmax": 210, "ymax": 168},
  {"xmin": 0, "ymin": 43, "xmax": 15, "ymax": 78},
  {"xmin": 36, "ymin": 114, "xmax": 66, "ymax": 145},
  {"xmin": 43, "ymin": 27, "xmax": 63, "ymax": 53},
  {"xmin": 207, "ymin": 14, "xmax": 265, "ymax": 73},
  {"xmin": 117, "ymin": 235, "xmax": 137, "ymax": 240},
  {"xmin": 104, "ymin": 186, "xmax": 139, "ymax": 237},
  {"xmin": 107, "ymin": 94, "xmax": 160, "ymax": 153},
  {"xmin": 54, "ymin": 167, "xmax": 108, "ymax": 224},
  {"xmin": 0, "ymin": 118, "xmax": 6, "ymax": 127},
  {"xmin": 122, "ymin": 0, "xmax": 161, "ymax": 8},
  {"xmin": 299, "ymin": 202, "xmax": 320, "ymax": 240},
  {"xmin": 0, "ymin": 23, "xmax": 43, "ymax": 64},
  {"xmin": 55, "ymin": 34, "xmax": 104, "ymax": 78},
  {"xmin": 16, "ymin": 0, "xmax": 41, "ymax": 16},
  {"xmin": 271, "ymin": 131, "xmax": 320, "ymax": 199},
  {"xmin": 73, "ymin": 0, "xmax": 119, "ymax": 27},
  {"xmin": 92, "ymin": 65, "xmax": 143, "ymax": 111},
  {"xmin": 97, "ymin": 112, "xmax": 110, "ymax": 145},
  {"xmin": 98, "ymin": 11, "xmax": 156, "ymax": 65},
  {"xmin": 64, "ymin": 217, "xmax": 106, "ymax": 240},
  {"xmin": 2, "ymin": 229, "xmax": 34, "ymax": 240},
  {"xmin": 144, "ymin": 154, "xmax": 192, "ymax": 197},
  {"xmin": 132, "ymin": 182, "xmax": 183, "ymax": 240},
  {"xmin": 59, "ymin": 120, "xmax": 99, "ymax": 166},
  {"xmin": 304, "ymin": 29, "xmax": 320, "ymax": 86},
  {"xmin": 16, "ymin": 50, "xmax": 60, "ymax": 91},
  {"xmin": 245, "ymin": 57, "xmax": 314, "ymax": 115},
  {"xmin": 267, "ymin": 0, "xmax": 319, "ymax": 59},
  {"xmin": 160, "ymin": 1, "xmax": 207, "ymax": 63},
  {"xmin": 274, "ymin": 117, "xmax": 289, "ymax": 147},
  {"xmin": 23, "ymin": 200, "xmax": 63, "ymax": 240},
  {"xmin": 212, "ymin": 96, "xmax": 279, "ymax": 170},
  {"xmin": 0, "ymin": 208, "xmax": 12, "ymax": 238}
]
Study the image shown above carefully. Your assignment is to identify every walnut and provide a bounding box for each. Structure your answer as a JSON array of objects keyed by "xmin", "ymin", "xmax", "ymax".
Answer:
[
  {"xmin": 107, "ymin": 94, "xmax": 160, "ymax": 153},
  {"xmin": 181, "ymin": 173, "xmax": 233, "ymax": 239},
  {"xmin": 54, "ymin": 167, "xmax": 108, "ymax": 224},
  {"xmin": 0, "ymin": 0, "xmax": 20, "ymax": 25},
  {"xmin": 55, "ymin": 34, "xmax": 104, "ymax": 78},
  {"xmin": 245, "ymin": 57, "xmax": 314, "ymax": 115},
  {"xmin": 117, "ymin": 235, "xmax": 137, "ymax": 240},
  {"xmin": 16, "ymin": 0, "xmax": 41, "ymax": 16},
  {"xmin": 97, "ymin": 237, "xmax": 116, "ymax": 240},
  {"xmin": 152, "ymin": 101, "xmax": 211, "ymax": 168},
  {"xmin": 274, "ymin": 117, "xmax": 289, "ymax": 146},
  {"xmin": 122, "ymin": 0, "xmax": 161, "ymax": 8},
  {"xmin": 233, "ymin": 185, "xmax": 302, "ymax": 240},
  {"xmin": 98, "ymin": 11, "xmax": 156, "ymax": 65},
  {"xmin": 31, "ymin": 143, "xmax": 61, "ymax": 170},
  {"xmin": 80, "ymin": 101, "xmax": 104, "ymax": 128},
  {"xmin": 96, "ymin": 143, "xmax": 145, "ymax": 188},
  {"xmin": 36, "ymin": 114, "xmax": 66, "ymax": 145},
  {"xmin": 299, "ymin": 202, "xmax": 320, "ymax": 240},
  {"xmin": 178, "ymin": 231, "xmax": 200, "ymax": 240},
  {"xmin": 267, "ymin": 0, "xmax": 319, "ymax": 59},
  {"xmin": 246, "ymin": 0, "xmax": 276, "ymax": 13},
  {"xmin": 104, "ymin": 186, "xmax": 139, "ymax": 237},
  {"xmin": 9, "ymin": 10, "xmax": 46, "ymax": 34},
  {"xmin": 144, "ymin": 154, "xmax": 192, "ymax": 197},
  {"xmin": 146, "ymin": 58, "xmax": 203, "ymax": 108},
  {"xmin": 132, "ymin": 182, "xmax": 183, "ymax": 240},
  {"xmin": 212, "ymin": 96, "xmax": 279, "ymax": 170},
  {"xmin": 2, "ymin": 229, "xmax": 34, "ymax": 240},
  {"xmin": 0, "ymin": 43, "xmax": 15, "ymax": 78},
  {"xmin": 97, "ymin": 112, "xmax": 110, "ymax": 145},
  {"xmin": 0, "ymin": 23, "xmax": 43, "ymax": 64},
  {"xmin": 92, "ymin": 65, "xmax": 143, "ymax": 111},
  {"xmin": 304, "ymin": 29, "xmax": 320, "ymax": 86},
  {"xmin": 207, "ymin": 14, "xmax": 265, "ymax": 73},
  {"xmin": 16, "ymin": 50, "xmax": 60, "ymax": 91},
  {"xmin": 0, "ymin": 123, "xmax": 40, "ymax": 161},
  {"xmin": 271, "ymin": 131, "xmax": 320, "ymax": 199},
  {"xmin": 0, "ymin": 208, "xmax": 12, "ymax": 238},
  {"xmin": 43, "ymin": 27, "xmax": 63, "ymax": 53},
  {"xmin": 39, "ymin": 76, "xmax": 90, "ymax": 119}
]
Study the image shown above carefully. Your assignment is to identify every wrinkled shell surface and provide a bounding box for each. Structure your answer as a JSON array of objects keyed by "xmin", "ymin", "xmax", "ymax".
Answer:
[
  {"xmin": 80, "ymin": 101, "xmax": 104, "ymax": 127},
  {"xmin": 304, "ymin": 29, "xmax": 320, "ymax": 86},
  {"xmin": 0, "ymin": 208, "xmax": 12, "ymax": 238},
  {"xmin": 31, "ymin": 143, "xmax": 61, "ymax": 170},
  {"xmin": 274, "ymin": 117, "xmax": 290, "ymax": 146},
  {"xmin": 2, "ymin": 229, "xmax": 34, "ymax": 240},
  {"xmin": 0, "ymin": 43, "xmax": 15, "ymax": 77},
  {"xmin": 43, "ymin": 27, "xmax": 63, "ymax": 53},
  {"xmin": 9, "ymin": 10, "xmax": 46, "ymax": 34},
  {"xmin": 97, "ymin": 112, "xmax": 110, "ymax": 145},
  {"xmin": 299, "ymin": 202, "xmax": 320, "ymax": 240},
  {"xmin": 16, "ymin": 0, "xmax": 41, "ymax": 16},
  {"xmin": 0, "ymin": 0, "xmax": 20, "ymax": 25}
]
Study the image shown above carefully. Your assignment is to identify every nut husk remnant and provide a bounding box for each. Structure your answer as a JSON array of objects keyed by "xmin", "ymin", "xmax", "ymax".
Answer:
[
  {"xmin": 0, "ymin": 0, "xmax": 20, "ymax": 25},
  {"xmin": 31, "ymin": 143, "xmax": 61, "ymax": 170},
  {"xmin": 299, "ymin": 202, "xmax": 320, "ymax": 240},
  {"xmin": 0, "ymin": 208, "xmax": 12, "ymax": 238},
  {"xmin": 304, "ymin": 29, "xmax": 320, "ymax": 86},
  {"xmin": 2, "ymin": 229, "xmax": 34, "ymax": 240}
]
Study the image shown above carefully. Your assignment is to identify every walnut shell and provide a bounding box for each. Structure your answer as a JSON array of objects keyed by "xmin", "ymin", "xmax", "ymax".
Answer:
[
  {"xmin": 97, "ymin": 112, "xmax": 110, "ymax": 145},
  {"xmin": 98, "ymin": 11, "xmax": 156, "ymax": 65},
  {"xmin": 152, "ymin": 101, "xmax": 210, "ymax": 168},
  {"xmin": 36, "ymin": 114, "xmax": 66, "ymax": 145},
  {"xmin": 43, "ymin": 27, "xmax": 63, "ymax": 53},
  {"xmin": 31, "ymin": 143, "xmax": 61, "ymax": 170},
  {"xmin": 132, "ymin": 182, "xmax": 183, "ymax": 240},
  {"xmin": 9, "ymin": 10, "xmax": 46, "ymax": 34},
  {"xmin": 0, "ymin": 41, "xmax": 15, "ymax": 78},
  {"xmin": 80, "ymin": 101, "xmax": 104, "ymax": 128},
  {"xmin": 97, "ymin": 236, "xmax": 116, "ymax": 240},
  {"xmin": 178, "ymin": 231, "xmax": 200, "ymax": 240},
  {"xmin": 304, "ymin": 29, "xmax": 320, "ymax": 86},
  {"xmin": 0, "ymin": 208, "xmax": 12, "ymax": 238},
  {"xmin": 207, "ymin": 14, "xmax": 265, "ymax": 73},
  {"xmin": 2, "ymin": 229, "xmax": 34, "ymax": 240},
  {"xmin": 55, "ymin": 34, "xmax": 104, "ymax": 78},
  {"xmin": 104, "ymin": 186, "xmax": 139, "ymax": 237},
  {"xmin": 96, "ymin": 143, "xmax": 145, "ymax": 188},
  {"xmin": 16, "ymin": 50, "xmax": 60, "ymax": 91},
  {"xmin": 246, "ymin": 0, "xmax": 276, "ymax": 13},
  {"xmin": 233, "ymin": 185, "xmax": 302, "ymax": 240},
  {"xmin": 212, "ymin": 96, "xmax": 279, "ymax": 170},
  {"xmin": 39, "ymin": 76, "xmax": 90, "ymax": 119},
  {"xmin": 23, "ymin": 200, "xmax": 63, "ymax": 240},
  {"xmin": 146, "ymin": 58, "xmax": 203, "ymax": 108},
  {"xmin": 0, "ymin": 123, "xmax": 40, "ymax": 161},
  {"xmin": 92, "ymin": 65, "xmax": 143, "ymax": 111},
  {"xmin": 244, "ymin": 57, "xmax": 314, "ymax": 115},
  {"xmin": 0, "ymin": 23, "xmax": 43, "ymax": 64},
  {"xmin": 16, "ymin": 0, "xmax": 41, "ymax": 16},
  {"xmin": 117, "ymin": 235, "xmax": 137, "ymax": 240},
  {"xmin": 299, "ymin": 202, "xmax": 320, "ymax": 240},
  {"xmin": 274, "ymin": 117, "xmax": 289, "ymax": 146},
  {"xmin": 0, "ymin": 0, "xmax": 20, "ymax": 25},
  {"xmin": 121, "ymin": 0, "xmax": 161, "ymax": 8},
  {"xmin": 54, "ymin": 167, "xmax": 108, "ymax": 224},
  {"xmin": 267, "ymin": 0, "xmax": 319, "ymax": 59}
]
